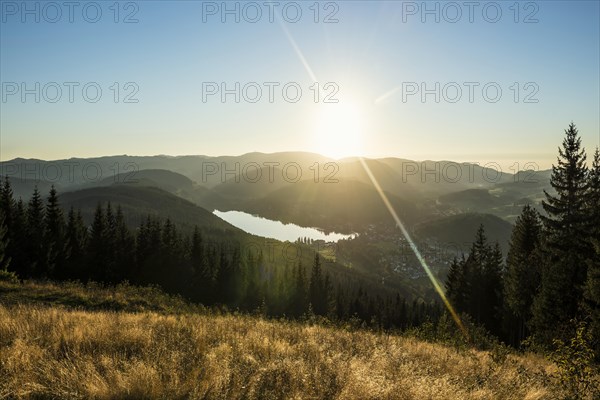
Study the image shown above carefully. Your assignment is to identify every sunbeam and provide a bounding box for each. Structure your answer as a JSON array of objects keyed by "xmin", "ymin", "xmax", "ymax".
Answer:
[
  {"xmin": 277, "ymin": 17, "xmax": 318, "ymax": 82},
  {"xmin": 358, "ymin": 157, "xmax": 469, "ymax": 339}
]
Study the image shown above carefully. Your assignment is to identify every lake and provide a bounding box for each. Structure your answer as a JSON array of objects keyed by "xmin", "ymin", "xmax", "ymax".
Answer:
[{"xmin": 213, "ymin": 210, "xmax": 355, "ymax": 242}]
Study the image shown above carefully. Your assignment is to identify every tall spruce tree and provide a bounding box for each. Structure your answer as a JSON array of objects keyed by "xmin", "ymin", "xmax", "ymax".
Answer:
[
  {"xmin": 243, "ymin": 252, "xmax": 262, "ymax": 311},
  {"xmin": 0, "ymin": 177, "xmax": 14, "ymax": 239},
  {"xmin": 483, "ymin": 242, "xmax": 504, "ymax": 335},
  {"xmin": 26, "ymin": 187, "xmax": 45, "ymax": 278},
  {"xmin": 87, "ymin": 203, "xmax": 107, "ymax": 281},
  {"xmin": 584, "ymin": 148, "xmax": 600, "ymax": 243},
  {"xmin": 44, "ymin": 186, "xmax": 65, "ymax": 278},
  {"xmin": 103, "ymin": 202, "xmax": 118, "ymax": 282},
  {"xmin": 114, "ymin": 205, "xmax": 135, "ymax": 283},
  {"xmin": 63, "ymin": 207, "xmax": 88, "ymax": 280},
  {"xmin": 0, "ymin": 210, "xmax": 10, "ymax": 271},
  {"xmin": 446, "ymin": 255, "xmax": 468, "ymax": 312},
  {"xmin": 136, "ymin": 215, "xmax": 163, "ymax": 285},
  {"xmin": 444, "ymin": 225, "xmax": 504, "ymax": 336},
  {"xmin": 11, "ymin": 199, "xmax": 28, "ymax": 278},
  {"xmin": 190, "ymin": 226, "xmax": 212, "ymax": 302},
  {"xmin": 292, "ymin": 261, "xmax": 308, "ymax": 316},
  {"xmin": 0, "ymin": 178, "xmax": 23, "ymax": 275},
  {"xmin": 583, "ymin": 148, "xmax": 600, "ymax": 353},
  {"xmin": 504, "ymin": 204, "xmax": 543, "ymax": 343},
  {"xmin": 309, "ymin": 253, "xmax": 328, "ymax": 315},
  {"xmin": 532, "ymin": 123, "xmax": 590, "ymax": 343},
  {"xmin": 466, "ymin": 225, "xmax": 489, "ymax": 324}
]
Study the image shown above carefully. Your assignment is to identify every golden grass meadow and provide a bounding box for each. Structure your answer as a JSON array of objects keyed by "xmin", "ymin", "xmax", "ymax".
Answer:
[{"xmin": 0, "ymin": 281, "xmax": 579, "ymax": 400}]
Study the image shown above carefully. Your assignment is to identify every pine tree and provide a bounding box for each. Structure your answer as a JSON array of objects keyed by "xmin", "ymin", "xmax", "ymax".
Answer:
[
  {"xmin": 215, "ymin": 244, "xmax": 233, "ymax": 304},
  {"xmin": 114, "ymin": 205, "xmax": 135, "ymax": 283},
  {"xmin": 190, "ymin": 226, "xmax": 212, "ymax": 302},
  {"xmin": 44, "ymin": 186, "xmax": 65, "ymax": 278},
  {"xmin": 63, "ymin": 207, "xmax": 88, "ymax": 280},
  {"xmin": 11, "ymin": 199, "xmax": 28, "ymax": 278},
  {"xmin": 466, "ymin": 225, "xmax": 489, "ymax": 324},
  {"xmin": 533, "ymin": 123, "xmax": 590, "ymax": 343},
  {"xmin": 541, "ymin": 123, "xmax": 590, "ymax": 268},
  {"xmin": 291, "ymin": 262, "xmax": 307, "ymax": 316},
  {"xmin": 190, "ymin": 226, "xmax": 205, "ymax": 272},
  {"xmin": 323, "ymin": 272, "xmax": 335, "ymax": 318},
  {"xmin": 229, "ymin": 245, "xmax": 243, "ymax": 307},
  {"xmin": 483, "ymin": 242, "xmax": 504, "ymax": 335},
  {"xmin": 0, "ymin": 177, "xmax": 23, "ymax": 276},
  {"xmin": 26, "ymin": 187, "xmax": 45, "ymax": 278},
  {"xmin": 585, "ymin": 148, "xmax": 600, "ymax": 243},
  {"xmin": 504, "ymin": 204, "xmax": 543, "ymax": 343},
  {"xmin": 0, "ymin": 177, "xmax": 14, "ymax": 234},
  {"xmin": 243, "ymin": 252, "xmax": 262, "ymax": 311},
  {"xmin": 309, "ymin": 253, "xmax": 328, "ymax": 315},
  {"xmin": 0, "ymin": 210, "xmax": 11, "ymax": 271},
  {"xmin": 446, "ymin": 256, "xmax": 467, "ymax": 312},
  {"xmin": 103, "ymin": 202, "xmax": 118, "ymax": 282},
  {"xmin": 136, "ymin": 215, "xmax": 163, "ymax": 285},
  {"xmin": 158, "ymin": 218, "xmax": 187, "ymax": 292},
  {"xmin": 583, "ymin": 148, "xmax": 600, "ymax": 354},
  {"xmin": 444, "ymin": 225, "xmax": 504, "ymax": 336},
  {"xmin": 87, "ymin": 203, "xmax": 107, "ymax": 282}
]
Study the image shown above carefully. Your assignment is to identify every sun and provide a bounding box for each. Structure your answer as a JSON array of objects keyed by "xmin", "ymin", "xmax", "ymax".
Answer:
[{"xmin": 312, "ymin": 101, "xmax": 365, "ymax": 159}]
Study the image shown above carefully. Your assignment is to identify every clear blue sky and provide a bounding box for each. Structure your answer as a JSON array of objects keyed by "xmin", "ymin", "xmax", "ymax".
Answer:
[{"xmin": 1, "ymin": 0, "xmax": 599, "ymax": 169}]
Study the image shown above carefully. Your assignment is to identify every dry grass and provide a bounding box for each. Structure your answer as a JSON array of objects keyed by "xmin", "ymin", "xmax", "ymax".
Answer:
[{"xmin": 0, "ymin": 301, "xmax": 571, "ymax": 400}]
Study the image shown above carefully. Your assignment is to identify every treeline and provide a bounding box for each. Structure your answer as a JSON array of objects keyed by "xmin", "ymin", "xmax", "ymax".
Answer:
[
  {"xmin": 0, "ymin": 182, "xmax": 441, "ymax": 329},
  {"xmin": 446, "ymin": 123, "xmax": 600, "ymax": 353}
]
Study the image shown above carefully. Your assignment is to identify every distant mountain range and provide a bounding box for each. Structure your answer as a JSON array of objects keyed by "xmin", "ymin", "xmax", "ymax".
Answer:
[{"xmin": 0, "ymin": 152, "xmax": 552, "ymax": 229}]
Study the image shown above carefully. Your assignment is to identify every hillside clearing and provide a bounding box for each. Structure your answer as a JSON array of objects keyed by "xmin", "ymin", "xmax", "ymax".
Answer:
[{"xmin": 0, "ymin": 304, "xmax": 565, "ymax": 399}]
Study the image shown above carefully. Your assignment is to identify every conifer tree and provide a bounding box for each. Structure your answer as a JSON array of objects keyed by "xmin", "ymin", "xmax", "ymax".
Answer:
[
  {"xmin": 63, "ymin": 207, "xmax": 88, "ymax": 280},
  {"xmin": 466, "ymin": 225, "xmax": 489, "ymax": 323},
  {"xmin": 136, "ymin": 216, "xmax": 163, "ymax": 285},
  {"xmin": 0, "ymin": 210, "xmax": 11, "ymax": 271},
  {"xmin": 114, "ymin": 205, "xmax": 135, "ymax": 282},
  {"xmin": 26, "ymin": 187, "xmax": 45, "ymax": 278},
  {"xmin": 292, "ymin": 262, "xmax": 308, "ymax": 316},
  {"xmin": 87, "ymin": 203, "xmax": 107, "ymax": 281},
  {"xmin": 504, "ymin": 204, "xmax": 543, "ymax": 343},
  {"xmin": 44, "ymin": 186, "xmax": 65, "ymax": 278},
  {"xmin": 11, "ymin": 199, "xmax": 28, "ymax": 277},
  {"xmin": 483, "ymin": 242, "xmax": 504, "ymax": 335},
  {"xmin": 243, "ymin": 252, "xmax": 262, "ymax": 311},
  {"xmin": 533, "ymin": 123, "xmax": 590, "ymax": 343},
  {"xmin": 190, "ymin": 226, "xmax": 212, "ymax": 302},
  {"xmin": 444, "ymin": 225, "xmax": 504, "ymax": 336},
  {"xmin": 585, "ymin": 148, "xmax": 600, "ymax": 243},
  {"xmin": 102, "ymin": 202, "xmax": 118, "ymax": 282},
  {"xmin": 583, "ymin": 148, "xmax": 600, "ymax": 353},
  {"xmin": 0, "ymin": 178, "xmax": 25, "ymax": 275},
  {"xmin": 309, "ymin": 253, "xmax": 328, "ymax": 315},
  {"xmin": 0, "ymin": 177, "xmax": 14, "ymax": 233},
  {"xmin": 446, "ymin": 256, "xmax": 467, "ymax": 312}
]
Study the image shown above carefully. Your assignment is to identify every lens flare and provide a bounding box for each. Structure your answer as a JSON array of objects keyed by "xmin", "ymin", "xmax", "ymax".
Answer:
[{"xmin": 358, "ymin": 157, "xmax": 469, "ymax": 339}]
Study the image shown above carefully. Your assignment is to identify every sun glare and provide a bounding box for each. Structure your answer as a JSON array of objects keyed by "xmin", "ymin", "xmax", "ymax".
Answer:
[{"xmin": 313, "ymin": 101, "xmax": 365, "ymax": 159}]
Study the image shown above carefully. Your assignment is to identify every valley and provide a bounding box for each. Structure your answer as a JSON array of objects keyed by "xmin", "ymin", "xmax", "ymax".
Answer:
[{"xmin": 0, "ymin": 153, "xmax": 547, "ymax": 301}]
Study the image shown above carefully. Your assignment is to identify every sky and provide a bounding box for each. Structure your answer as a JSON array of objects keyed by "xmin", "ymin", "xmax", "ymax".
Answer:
[{"xmin": 1, "ymin": 0, "xmax": 599, "ymax": 170}]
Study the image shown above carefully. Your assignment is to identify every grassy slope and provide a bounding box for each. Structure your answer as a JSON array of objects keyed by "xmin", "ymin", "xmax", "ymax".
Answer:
[{"xmin": 0, "ymin": 281, "xmax": 573, "ymax": 400}]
